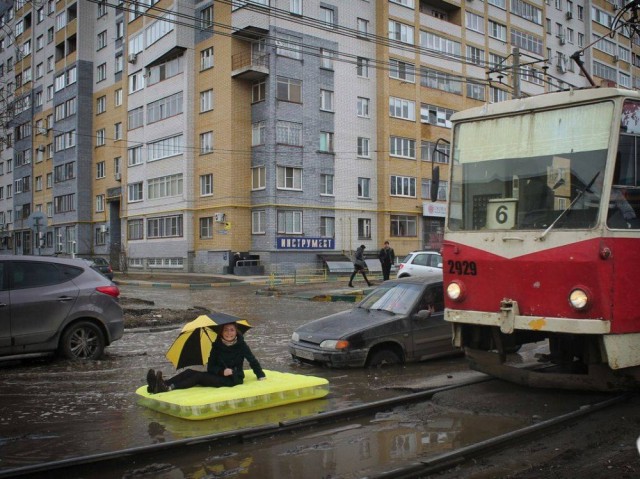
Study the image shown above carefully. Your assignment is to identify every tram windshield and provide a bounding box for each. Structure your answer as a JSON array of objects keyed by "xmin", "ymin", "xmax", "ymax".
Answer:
[{"xmin": 448, "ymin": 101, "xmax": 614, "ymax": 231}]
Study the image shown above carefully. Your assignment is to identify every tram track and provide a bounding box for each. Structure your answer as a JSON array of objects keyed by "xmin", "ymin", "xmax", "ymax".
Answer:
[{"xmin": 0, "ymin": 376, "xmax": 631, "ymax": 479}]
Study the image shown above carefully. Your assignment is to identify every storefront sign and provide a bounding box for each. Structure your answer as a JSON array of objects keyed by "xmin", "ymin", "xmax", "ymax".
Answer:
[
  {"xmin": 423, "ymin": 202, "xmax": 447, "ymax": 218},
  {"xmin": 276, "ymin": 237, "xmax": 335, "ymax": 249}
]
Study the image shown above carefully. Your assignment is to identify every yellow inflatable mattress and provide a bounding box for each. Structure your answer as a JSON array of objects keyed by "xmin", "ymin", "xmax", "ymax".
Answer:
[{"xmin": 136, "ymin": 370, "xmax": 329, "ymax": 420}]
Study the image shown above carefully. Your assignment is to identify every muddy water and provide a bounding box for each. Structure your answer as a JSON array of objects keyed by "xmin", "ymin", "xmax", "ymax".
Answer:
[{"xmin": 0, "ymin": 285, "xmax": 592, "ymax": 477}]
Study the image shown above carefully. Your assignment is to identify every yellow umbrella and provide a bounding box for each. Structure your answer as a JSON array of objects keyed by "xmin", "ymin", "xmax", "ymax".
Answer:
[{"xmin": 165, "ymin": 313, "xmax": 252, "ymax": 369}]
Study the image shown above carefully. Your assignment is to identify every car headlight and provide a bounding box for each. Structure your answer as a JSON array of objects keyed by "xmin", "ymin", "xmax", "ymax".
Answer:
[
  {"xmin": 320, "ymin": 340, "xmax": 350, "ymax": 350},
  {"xmin": 569, "ymin": 288, "xmax": 590, "ymax": 311},
  {"xmin": 446, "ymin": 281, "xmax": 465, "ymax": 302},
  {"xmin": 291, "ymin": 332, "xmax": 299, "ymax": 342}
]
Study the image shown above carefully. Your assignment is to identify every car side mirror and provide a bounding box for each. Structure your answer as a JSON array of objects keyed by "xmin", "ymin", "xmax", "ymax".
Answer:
[{"xmin": 415, "ymin": 309, "xmax": 432, "ymax": 320}]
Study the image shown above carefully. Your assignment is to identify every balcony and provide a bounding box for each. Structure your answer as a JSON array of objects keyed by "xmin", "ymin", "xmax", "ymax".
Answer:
[{"xmin": 232, "ymin": 53, "xmax": 269, "ymax": 80}]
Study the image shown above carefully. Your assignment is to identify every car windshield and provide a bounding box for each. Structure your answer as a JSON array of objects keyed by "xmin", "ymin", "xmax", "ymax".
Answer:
[{"xmin": 359, "ymin": 283, "xmax": 423, "ymax": 315}]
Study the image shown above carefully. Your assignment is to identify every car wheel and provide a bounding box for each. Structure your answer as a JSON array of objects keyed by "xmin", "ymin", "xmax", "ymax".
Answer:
[
  {"xmin": 367, "ymin": 349, "xmax": 401, "ymax": 368},
  {"xmin": 60, "ymin": 321, "xmax": 105, "ymax": 360},
  {"xmin": 398, "ymin": 274, "xmax": 410, "ymax": 278}
]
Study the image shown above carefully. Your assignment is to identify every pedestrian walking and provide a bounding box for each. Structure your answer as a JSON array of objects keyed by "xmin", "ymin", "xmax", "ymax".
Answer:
[
  {"xmin": 348, "ymin": 244, "xmax": 372, "ymax": 287},
  {"xmin": 378, "ymin": 240, "xmax": 395, "ymax": 281}
]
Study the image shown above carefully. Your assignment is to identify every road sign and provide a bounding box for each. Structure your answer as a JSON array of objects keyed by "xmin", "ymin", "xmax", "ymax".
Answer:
[{"xmin": 27, "ymin": 212, "xmax": 47, "ymax": 230}]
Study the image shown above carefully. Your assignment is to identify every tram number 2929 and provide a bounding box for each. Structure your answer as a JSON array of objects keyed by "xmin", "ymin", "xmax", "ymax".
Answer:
[{"xmin": 447, "ymin": 260, "xmax": 477, "ymax": 276}]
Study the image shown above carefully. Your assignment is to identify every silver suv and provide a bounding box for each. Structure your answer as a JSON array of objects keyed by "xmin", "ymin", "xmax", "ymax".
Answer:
[
  {"xmin": 396, "ymin": 251, "xmax": 443, "ymax": 279},
  {"xmin": 0, "ymin": 255, "xmax": 124, "ymax": 360}
]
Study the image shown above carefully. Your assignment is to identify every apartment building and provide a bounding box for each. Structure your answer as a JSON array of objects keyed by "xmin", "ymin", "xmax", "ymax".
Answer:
[{"xmin": 0, "ymin": 0, "xmax": 636, "ymax": 273}]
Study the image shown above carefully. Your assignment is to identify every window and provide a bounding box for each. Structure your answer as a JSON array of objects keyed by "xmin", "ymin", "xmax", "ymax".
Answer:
[
  {"xmin": 276, "ymin": 33, "xmax": 302, "ymax": 60},
  {"xmin": 199, "ymin": 6, "xmax": 212, "ymax": 29},
  {"xmin": 128, "ymin": 107, "xmax": 144, "ymax": 130},
  {"xmin": 96, "ymin": 63, "xmax": 106, "ymax": 82},
  {"xmin": 115, "ymin": 88, "xmax": 123, "ymax": 106},
  {"xmin": 252, "ymin": 121, "xmax": 266, "ymax": 146},
  {"xmin": 97, "ymin": 30, "xmax": 107, "ymax": 50},
  {"xmin": 114, "ymin": 123, "xmax": 122, "ymax": 140},
  {"xmin": 467, "ymin": 82, "xmax": 486, "ymax": 101},
  {"xmin": 357, "ymin": 97, "xmax": 370, "ymax": 117},
  {"xmin": 490, "ymin": 86, "xmax": 509, "ymax": 103},
  {"xmin": 320, "ymin": 89, "xmax": 334, "ymax": 111},
  {"xmin": 320, "ymin": 217, "xmax": 335, "ymax": 237},
  {"xmin": 96, "ymin": 194, "xmax": 105, "ymax": 212},
  {"xmin": 200, "ymin": 89, "xmax": 213, "ymax": 112},
  {"xmin": 390, "ymin": 136, "xmax": 416, "ymax": 159},
  {"xmin": 128, "ymin": 145, "xmax": 143, "ymax": 166},
  {"xmin": 390, "ymin": 175, "xmax": 416, "ymax": 197},
  {"xmin": 252, "ymin": 79, "xmax": 266, "ymax": 102},
  {"xmin": 277, "ymin": 210, "xmax": 303, "ymax": 234},
  {"xmin": 357, "ymin": 57, "xmax": 369, "ymax": 77},
  {"xmin": 319, "ymin": 132, "xmax": 334, "ymax": 152},
  {"xmin": 466, "ymin": 12, "xmax": 484, "ymax": 33},
  {"xmin": 54, "ymin": 194, "xmax": 75, "ymax": 213},
  {"xmin": 147, "ymin": 174, "xmax": 183, "ymax": 200},
  {"xmin": 389, "ymin": 97, "xmax": 416, "ymax": 121},
  {"xmin": 290, "ymin": 0, "xmax": 302, "ymax": 15},
  {"xmin": 391, "ymin": 215, "xmax": 417, "ymax": 237},
  {"xmin": 389, "ymin": 20, "xmax": 414, "ymax": 44},
  {"xmin": 147, "ymin": 91, "xmax": 183, "ymax": 123},
  {"xmin": 320, "ymin": 48, "xmax": 334, "ymax": 69},
  {"xmin": 358, "ymin": 218, "xmax": 371, "ymax": 240},
  {"xmin": 358, "ymin": 137, "xmax": 370, "ymax": 157},
  {"xmin": 201, "ymin": 47, "xmax": 214, "ymax": 70},
  {"xmin": 252, "ymin": 210, "xmax": 266, "ymax": 234},
  {"xmin": 146, "ymin": 13, "xmax": 175, "ymax": 46},
  {"xmin": 321, "ymin": 174, "xmax": 334, "ymax": 195},
  {"xmin": 147, "ymin": 215, "xmax": 183, "ymax": 238},
  {"xmin": 277, "ymin": 166, "xmax": 302, "ymax": 190},
  {"xmin": 129, "ymin": 70, "xmax": 144, "ymax": 93},
  {"xmin": 276, "ymin": 121, "xmax": 302, "ymax": 146},
  {"xmin": 96, "ymin": 128, "xmax": 105, "ymax": 147},
  {"xmin": 200, "ymin": 131, "xmax": 213, "ymax": 154},
  {"xmin": 252, "ymin": 167, "xmax": 266, "ymax": 190},
  {"xmin": 358, "ymin": 177, "xmax": 371, "ymax": 199},
  {"xmin": 420, "ymin": 104, "xmax": 455, "ymax": 127},
  {"xmin": 200, "ymin": 174, "xmax": 213, "ymax": 196},
  {"xmin": 96, "ymin": 95, "xmax": 106, "ymax": 114},
  {"xmin": 128, "ymin": 219, "xmax": 144, "ymax": 240},
  {"xmin": 422, "ymin": 140, "xmax": 450, "ymax": 163},
  {"xmin": 466, "ymin": 45, "xmax": 485, "ymax": 66},
  {"xmin": 357, "ymin": 18, "xmax": 369, "ymax": 37},
  {"xmin": 488, "ymin": 20, "xmax": 507, "ymax": 41},
  {"xmin": 97, "ymin": 161, "xmax": 105, "ymax": 179},
  {"xmin": 148, "ymin": 135, "xmax": 183, "ymax": 161},
  {"xmin": 276, "ymin": 77, "xmax": 302, "ymax": 102},
  {"xmin": 128, "ymin": 182, "xmax": 143, "ymax": 202},
  {"xmin": 320, "ymin": 6, "xmax": 335, "ymax": 28},
  {"xmin": 389, "ymin": 59, "xmax": 415, "ymax": 82},
  {"xmin": 115, "ymin": 54, "xmax": 123, "ymax": 73},
  {"xmin": 200, "ymin": 217, "xmax": 213, "ymax": 239}
]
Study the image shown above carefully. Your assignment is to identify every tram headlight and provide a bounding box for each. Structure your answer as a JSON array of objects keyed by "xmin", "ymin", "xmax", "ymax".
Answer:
[
  {"xmin": 568, "ymin": 288, "xmax": 590, "ymax": 311},
  {"xmin": 446, "ymin": 281, "xmax": 465, "ymax": 302}
]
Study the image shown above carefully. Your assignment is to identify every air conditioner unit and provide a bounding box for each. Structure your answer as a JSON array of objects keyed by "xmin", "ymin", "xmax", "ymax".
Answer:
[
  {"xmin": 99, "ymin": 224, "xmax": 107, "ymax": 233},
  {"xmin": 115, "ymin": 172, "xmax": 121, "ymax": 181},
  {"xmin": 559, "ymin": 36, "xmax": 566, "ymax": 45},
  {"xmin": 128, "ymin": 53, "xmax": 137, "ymax": 64},
  {"xmin": 566, "ymin": 11, "xmax": 573, "ymax": 19},
  {"xmin": 613, "ymin": 55, "xmax": 619, "ymax": 63},
  {"xmin": 214, "ymin": 213, "xmax": 225, "ymax": 223}
]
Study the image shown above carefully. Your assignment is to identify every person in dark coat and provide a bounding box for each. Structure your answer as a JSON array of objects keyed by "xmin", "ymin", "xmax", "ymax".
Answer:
[
  {"xmin": 348, "ymin": 244, "xmax": 372, "ymax": 287},
  {"xmin": 378, "ymin": 240, "xmax": 395, "ymax": 281},
  {"xmin": 147, "ymin": 322, "xmax": 265, "ymax": 394}
]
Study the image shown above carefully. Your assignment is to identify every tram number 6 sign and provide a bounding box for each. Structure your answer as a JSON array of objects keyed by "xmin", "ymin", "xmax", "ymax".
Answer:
[{"xmin": 486, "ymin": 198, "xmax": 517, "ymax": 230}]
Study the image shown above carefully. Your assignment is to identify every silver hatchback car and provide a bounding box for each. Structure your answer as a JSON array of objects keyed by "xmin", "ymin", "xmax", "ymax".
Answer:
[
  {"xmin": 396, "ymin": 251, "xmax": 443, "ymax": 279},
  {"xmin": 0, "ymin": 255, "xmax": 124, "ymax": 360}
]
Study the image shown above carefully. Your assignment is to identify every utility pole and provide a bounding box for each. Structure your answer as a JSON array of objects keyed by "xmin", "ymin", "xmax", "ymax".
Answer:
[{"xmin": 512, "ymin": 47, "xmax": 521, "ymax": 99}]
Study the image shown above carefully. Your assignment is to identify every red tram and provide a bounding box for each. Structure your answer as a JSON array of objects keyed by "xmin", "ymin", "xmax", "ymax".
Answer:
[{"xmin": 442, "ymin": 88, "xmax": 640, "ymax": 391}]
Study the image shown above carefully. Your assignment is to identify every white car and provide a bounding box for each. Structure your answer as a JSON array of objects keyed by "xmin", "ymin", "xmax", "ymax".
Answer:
[{"xmin": 395, "ymin": 251, "xmax": 443, "ymax": 279}]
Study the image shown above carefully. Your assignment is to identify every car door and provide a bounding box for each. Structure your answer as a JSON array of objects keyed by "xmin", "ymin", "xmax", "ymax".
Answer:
[
  {"xmin": 9, "ymin": 260, "xmax": 79, "ymax": 347},
  {"xmin": 0, "ymin": 261, "xmax": 10, "ymax": 348},
  {"xmin": 410, "ymin": 253, "xmax": 441, "ymax": 277},
  {"xmin": 409, "ymin": 284, "xmax": 452, "ymax": 360}
]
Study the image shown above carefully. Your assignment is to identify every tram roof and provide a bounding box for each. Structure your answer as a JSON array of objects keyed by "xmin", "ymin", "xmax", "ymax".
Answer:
[{"xmin": 451, "ymin": 87, "xmax": 640, "ymax": 122}]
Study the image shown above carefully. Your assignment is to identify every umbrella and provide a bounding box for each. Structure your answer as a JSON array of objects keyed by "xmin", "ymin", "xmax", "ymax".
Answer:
[{"xmin": 165, "ymin": 313, "xmax": 252, "ymax": 369}]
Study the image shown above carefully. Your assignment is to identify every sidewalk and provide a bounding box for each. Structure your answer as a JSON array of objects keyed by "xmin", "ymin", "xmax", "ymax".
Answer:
[{"xmin": 113, "ymin": 271, "xmax": 376, "ymax": 302}]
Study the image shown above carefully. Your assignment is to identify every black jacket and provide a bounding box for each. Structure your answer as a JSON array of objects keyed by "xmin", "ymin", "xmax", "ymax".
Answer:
[
  {"xmin": 206, "ymin": 334, "xmax": 265, "ymax": 385},
  {"xmin": 379, "ymin": 247, "xmax": 395, "ymax": 266}
]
